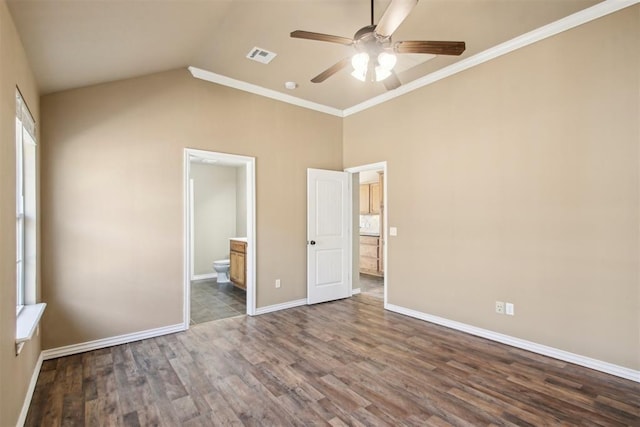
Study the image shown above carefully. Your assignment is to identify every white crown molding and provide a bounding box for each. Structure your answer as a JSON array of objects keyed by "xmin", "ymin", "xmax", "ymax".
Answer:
[
  {"xmin": 254, "ymin": 298, "xmax": 307, "ymax": 315},
  {"xmin": 344, "ymin": 0, "xmax": 639, "ymax": 116},
  {"xmin": 189, "ymin": 0, "xmax": 638, "ymax": 118},
  {"xmin": 385, "ymin": 303, "xmax": 640, "ymax": 383},
  {"xmin": 188, "ymin": 66, "xmax": 344, "ymax": 117},
  {"xmin": 41, "ymin": 324, "xmax": 185, "ymax": 360},
  {"xmin": 17, "ymin": 352, "xmax": 43, "ymax": 427}
]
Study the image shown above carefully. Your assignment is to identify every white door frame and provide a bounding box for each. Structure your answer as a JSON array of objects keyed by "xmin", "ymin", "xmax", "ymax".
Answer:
[
  {"xmin": 345, "ymin": 161, "xmax": 388, "ymax": 308},
  {"xmin": 183, "ymin": 148, "xmax": 257, "ymax": 328}
]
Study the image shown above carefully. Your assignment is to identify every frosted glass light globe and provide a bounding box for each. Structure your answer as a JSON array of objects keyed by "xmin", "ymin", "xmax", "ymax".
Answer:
[
  {"xmin": 377, "ymin": 52, "xmax": 397, "ymax": 70},
  {"xmin": 351, "ymin": 52, "xmax": 369, "ymax": 71}
]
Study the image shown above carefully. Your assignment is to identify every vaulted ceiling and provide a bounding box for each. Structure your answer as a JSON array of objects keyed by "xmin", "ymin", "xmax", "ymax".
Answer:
[{"xmin": 8, "ymin": 0, "xmax": 602, "ymax": 110}]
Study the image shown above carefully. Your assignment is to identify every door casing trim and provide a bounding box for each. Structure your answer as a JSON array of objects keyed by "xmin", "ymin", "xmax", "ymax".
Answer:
[
  {"xmin": 345, "ymin": 161, "xmax": 388, "ymax": 307},
  {"xmin": 183, "ymin": 148, "xmax": 257, "ymax": 328}
]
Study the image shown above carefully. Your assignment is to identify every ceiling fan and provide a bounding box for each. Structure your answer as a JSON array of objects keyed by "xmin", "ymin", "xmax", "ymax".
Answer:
[{"xmin": 290, "ymin": 0, "xmax": 465, "ymax": 90}]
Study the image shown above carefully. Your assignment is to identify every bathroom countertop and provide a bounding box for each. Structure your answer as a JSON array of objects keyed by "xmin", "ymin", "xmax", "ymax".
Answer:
[
  {"xmin": 360, "ymin": 232, "xmax": 380, "ymax": 237},
  {"xmin": 229, "ymin": 237, "xmax": 248, "ymax": 242}
]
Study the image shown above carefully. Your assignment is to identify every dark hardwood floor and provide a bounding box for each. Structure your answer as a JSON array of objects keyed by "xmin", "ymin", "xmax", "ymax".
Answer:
[{"xmin": 26, "ymin": 294, "xmax": 639, "ymax": 426}]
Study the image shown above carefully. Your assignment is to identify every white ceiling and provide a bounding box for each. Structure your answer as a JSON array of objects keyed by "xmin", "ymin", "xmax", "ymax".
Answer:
[{"xmin": 8, "ymin": 0, "xmax": 604, "ymax": 110}]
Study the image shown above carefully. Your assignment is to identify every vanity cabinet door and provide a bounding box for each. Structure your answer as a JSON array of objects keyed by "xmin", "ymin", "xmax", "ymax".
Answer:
[
  {"xmin": 360, "ymin": 178, "xmax": 382, "ymax": 215},
  {"xmin": 359, "ymin": 236, "xmax": 380, "ymax": 275},
  {"xmin": 230, "ymin": 241, "xmax": 247, "ymax": 290},
  {"xmin": 359, "ymin": 184, "xmax": 370, "ymax": 214},
  {"xmin": 369, "ymin": 182, "xmax": 381, "ymax": 214}
]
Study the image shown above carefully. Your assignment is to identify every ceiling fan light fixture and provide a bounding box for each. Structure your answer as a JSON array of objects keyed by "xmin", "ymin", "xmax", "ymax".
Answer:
[
  {"xmin": 351, "ymin": 52, "xmax": 369, "ymax": 72},
  {"xmin": 292, "ymin": 0, "xmax": 464, "ymax": 90},
  {"xmin": 351, "ymin": 52, "xmax": 370, "ymax": 82},
  {"xmin": 351, "ymin": 68, "xmax": 367, "ymax": 82},
  {"xmin": 377, "ymin": 52, "xmax": 397, "ymax": 70},
  {"xmin": 374, "ymin": 51, "xmax": 397, "ymax": 81}
]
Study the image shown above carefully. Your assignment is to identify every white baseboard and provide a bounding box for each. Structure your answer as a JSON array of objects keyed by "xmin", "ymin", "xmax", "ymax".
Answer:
[
  {"xmin": 255, "ymin": 298, "xmax": 307, "ymax": 315},
  {"xmin": 41, "ymin": 323, "xmax": 185, "ymax": 360},
  {"xmin": 385, "ymin": 303, "xmax": 640, "ymax": 383},
  {"xmin": 191, "ymin": 273, "xmax": 216, "ymax": 281},
  {"xmin": 17, "ymin": 351, "xmax": 43, "ymax": 427},
  {"xmin": 352, "ymin": 288, "xmax": 361, "ymax": 295}
]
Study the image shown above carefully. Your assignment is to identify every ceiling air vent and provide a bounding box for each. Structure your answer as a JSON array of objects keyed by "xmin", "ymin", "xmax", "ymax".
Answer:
[{"xmin": 246, "ymin": 47, "xmax": 277, "ymax": 64}]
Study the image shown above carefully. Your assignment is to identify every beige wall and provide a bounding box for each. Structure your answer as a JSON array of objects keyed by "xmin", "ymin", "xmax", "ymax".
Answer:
[
  {"xmin": 344, "ymin": 6, "xmax": 640, "ymax": 370},
  {"xmin": 0, "ymin": 1, "xmax": 41, "ymax": 425},
  {"xmin": 191, "ymin": 162, "xmax": 237, "ymax": 276},
  {"xmin": 40, "ymin": 69, "xmax": 343, "ymax": 349}
]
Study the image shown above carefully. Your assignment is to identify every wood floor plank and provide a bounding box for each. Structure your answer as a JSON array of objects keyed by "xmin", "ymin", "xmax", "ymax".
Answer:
[
  {"xmin": 167, "ymin": 356, "xmax": 214, "ymax": 415},
  {"xmin": 25, "ymin": 294, "xmax": 640, "ymax": 426},
  {"xmin": 171, "ymin": 395, "xmax": 201, "ymax": 423},
  {"xmin": 202, "ymin": 391, "xmax": 244, "ymax": 426},
  {"xmin": 277, "ymin": 393, "xmax": 330, "ymax": 426},
  {"xmin": 314, "ymin": 397, "xmax": 358, "ymax": 426},
  {"xmin": 316, "ymin": 374, "xmax": 371, "ymax": 411}
]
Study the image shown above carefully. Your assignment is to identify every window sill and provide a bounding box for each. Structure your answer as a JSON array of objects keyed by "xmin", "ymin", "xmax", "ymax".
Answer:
[{"xmin": 16, "ymin": 303, "xmax": 46, "ymax": 355}]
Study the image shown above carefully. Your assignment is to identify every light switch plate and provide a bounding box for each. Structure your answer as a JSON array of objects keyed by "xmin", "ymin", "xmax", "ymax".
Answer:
[
  {"xmin": 389, "ymin": 227, "xmax": 398, "ymax": 236},
  {"xmin": 506, "ymin": 303, "xmax": 514, "ymax": 315}
]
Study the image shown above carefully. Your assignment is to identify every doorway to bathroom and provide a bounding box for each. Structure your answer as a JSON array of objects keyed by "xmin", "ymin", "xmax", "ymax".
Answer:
[{"xmin": 183, "ymin": 149, "xmax": 256, "ymax": 328}]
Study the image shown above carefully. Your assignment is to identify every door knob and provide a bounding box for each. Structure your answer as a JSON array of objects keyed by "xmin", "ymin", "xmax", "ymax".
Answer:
[{"xmin": 309, "ymin": 240, "xmax": 316, "ymax": 245}]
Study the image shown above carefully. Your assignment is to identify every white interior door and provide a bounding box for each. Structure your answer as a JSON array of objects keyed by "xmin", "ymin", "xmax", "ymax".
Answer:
[{"xmin": 307, "ymin": 168, "xmax": 350, "ymax": 304}]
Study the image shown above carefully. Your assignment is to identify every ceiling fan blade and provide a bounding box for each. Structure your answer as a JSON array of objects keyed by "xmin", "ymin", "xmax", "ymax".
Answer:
[
  {"xmin": 311, "ymin": 57, "xmax": 352, "ymax": 83},
  {"xmin": 383, "ymin": 71, "xmax": 401, "ymax": 91},
  {"xmin": 394, "ymin": 40, "xmax": 466, "ymax": 55},
  {"xmin": 375, "ymin": 0, "xmax": 418, "ymax": 38},
  {"xmin": 290, "ymin": 30, "xmax": 353, "ymax": 46}
]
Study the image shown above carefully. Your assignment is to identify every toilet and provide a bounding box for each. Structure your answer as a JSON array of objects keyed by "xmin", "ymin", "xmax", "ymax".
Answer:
[{"xmin": 213, "ymin": 259, "xmax": 231, "ymax": 284}]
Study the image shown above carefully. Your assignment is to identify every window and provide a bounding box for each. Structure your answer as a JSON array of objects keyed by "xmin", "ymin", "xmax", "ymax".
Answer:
[
  {"xmin": 15, "ymin": 90, "xmax": 36, "ymax": 315},
  {"xmin": 15, "ymin": 90, "xmax": 44, "ymax": 355}
]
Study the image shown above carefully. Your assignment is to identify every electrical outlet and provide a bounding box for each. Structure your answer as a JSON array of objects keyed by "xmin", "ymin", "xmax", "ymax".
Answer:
[
  {"xmin": 275, "ymin": 279, "xmax": 281, "ymax": 288},
  {"xmin": 495, "ymin": 301, "xmax": 505, "ymax": 314},
  {"xmin": 506, "ymin": 303, "xmax": 515, "ymax": 316}
]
